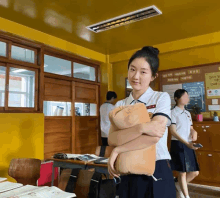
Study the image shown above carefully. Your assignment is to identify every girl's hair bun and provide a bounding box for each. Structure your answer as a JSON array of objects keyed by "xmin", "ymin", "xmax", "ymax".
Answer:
[{"xmin": 141, "ymin": 46, "xmax": 159, "ymax": 56}]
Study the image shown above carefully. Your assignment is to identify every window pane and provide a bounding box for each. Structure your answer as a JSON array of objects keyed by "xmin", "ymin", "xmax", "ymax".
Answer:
[
  {"xmin": 43, "ymin": 101, "xmax": 71, "ymax": 116},
  {"xmin": 44, "ymin": 55, "xmax": 71, "ymax": 76},
  {"xmin": 9, "ymin": 68, "xmax": 35, "ymax": 107},
  {"xmin": 11, "ymin": 45, "xmax": 35, "ymax": 63},
  {"xmin": 75, "ymin": 102, "xmax": 97, "ymax": 116},
  {"xmin": 0, "ymin": 41, "xmax": 6, "ymax": 57},
  {"xmin": 0, "ymin": 66, "xmax": 6, "ymax": 106},
  {"xmin": 74, "ymin": 63, "xmax": 96, "ymax": 81}
]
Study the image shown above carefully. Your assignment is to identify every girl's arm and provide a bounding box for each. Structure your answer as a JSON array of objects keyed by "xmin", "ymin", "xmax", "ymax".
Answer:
[
  {"xmin": 108, "ymin": 119, "xmax": 166, "ymax": 147},
  {"xmin": 169, "ymin": 124, "xmax": 198, "ymax": 150},
  {"xmin": 169, "ymin": 124, "xmax": 189, "ymax": 145},
  {"xmin": 113, "ymin": 115, "xmax": 166, "ymax": 153},
  {"xmin": 190, "ymin": 126, "xmax": 198, "ymax": 141}
]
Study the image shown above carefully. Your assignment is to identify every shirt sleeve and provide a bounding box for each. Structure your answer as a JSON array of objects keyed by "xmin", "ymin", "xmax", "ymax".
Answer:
[
  {"xmin": 152, "ymin": 92, "xmax": 171, "ymax": 126},
  {"xmin": 171, "ymin": 110, "xmax": 177, "ymax": 125},
  {"xmin": 115, "ymin": 100, "xmax": 123, "ymax": 108}
]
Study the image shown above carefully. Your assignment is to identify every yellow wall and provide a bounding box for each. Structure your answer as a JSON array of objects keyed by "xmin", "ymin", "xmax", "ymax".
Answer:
[
  {"xmin": 0, "ymin": 113, "xmax": 44, "ymax": 182},
  {"xmin": 100, "ymin": 62, "xmax": 108, "ymax": 105},
  {"xmin": 100, "ymin": 55, "xmax": 114, "ymax": 105},
  {"xmin": 111, "ymin": 42, "xmax": 220, "ymax": 102}
]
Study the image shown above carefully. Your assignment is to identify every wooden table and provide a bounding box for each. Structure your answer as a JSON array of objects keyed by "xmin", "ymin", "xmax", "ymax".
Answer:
[{"xmin": 50, "ymin": 158, "xmax": 109, "ymax": 186}]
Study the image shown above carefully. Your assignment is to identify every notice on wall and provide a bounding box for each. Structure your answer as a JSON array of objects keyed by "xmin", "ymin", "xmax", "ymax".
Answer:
[
  {"xmin": 212, "ymin": 99, "xmax": 218, "ymax": 105},
  {"xmin": 205, "ymin": 72, "xmax": 220, "ymax": 98},
  {"xmin": 162, "ymin": 84, "xmax": 183, "ymax": 107},
  {"xmin": 183, "ymin": 82, "xmax": 206, "ymax": 112},
  {"xmin": 208, "ymin": 105, "xmax": 220, "ymax": 111}
]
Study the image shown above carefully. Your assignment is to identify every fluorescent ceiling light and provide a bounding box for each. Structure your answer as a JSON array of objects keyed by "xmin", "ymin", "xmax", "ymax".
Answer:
[{"xmin": 87, "ymin": 5, "xmax": 162, "ymax": 33}]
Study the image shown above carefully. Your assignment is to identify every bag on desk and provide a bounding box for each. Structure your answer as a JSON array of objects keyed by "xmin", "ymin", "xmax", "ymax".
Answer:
[{"xmin": 58, "ymin": 168, "xmax": 116, "ymax": 198}]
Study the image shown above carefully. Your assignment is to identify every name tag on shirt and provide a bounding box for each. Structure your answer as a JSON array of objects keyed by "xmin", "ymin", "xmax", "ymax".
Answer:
[
  {"xmin": 146, "ymin": 105, "xmax": 156, "ymax": 119},
  {"xmin": 146, "ymin": 105, "xmax": 156, "ymax": 109}
]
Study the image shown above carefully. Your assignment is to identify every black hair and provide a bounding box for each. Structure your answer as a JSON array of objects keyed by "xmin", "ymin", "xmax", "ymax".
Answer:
[
  {"xmin": 128, "ymin": 46, "xmax": 159, "ymax": 77},
  {"xmin": 106, "ymin": 91, "xmax": 117, "ymax": 100},
  {"xmin": 174, "ymin": 89, "xmax": 188, "ymax": 106}
]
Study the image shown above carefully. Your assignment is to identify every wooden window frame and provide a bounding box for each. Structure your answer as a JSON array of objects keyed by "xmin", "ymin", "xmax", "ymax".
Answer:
[
  {"xmin": 44, "ymin": 52, "xmax": 72, "ymax": 77},
  {"xmin": 2, "ymin": 64, "xmax": 39, "ymax": 112},
  {"xmin": 0, "ymin": 38, "xmax": 8, "ymax": 59},
  {"xmin": 73, "ymin": 60, "xmax": 98, "ymax": 83},
  {"xmin": 10, "ymin": 43, "xmax": 38, "ymax": 65},
  {"xmin": 0, "ymin": 62, "xmax": 7, "ymax": 111},
  {"xmin": 44, "ymin": 50, "xmax": 100, "ymax": 84},
  {"xmin": 0, "ymin": 32, "xmax": 101, "ymax": 113}
]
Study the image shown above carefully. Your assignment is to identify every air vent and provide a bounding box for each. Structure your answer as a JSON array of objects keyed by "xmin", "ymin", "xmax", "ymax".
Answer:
[{"xmin": 86, "ymin": 5, "xmax": 162, "ymax": 33}]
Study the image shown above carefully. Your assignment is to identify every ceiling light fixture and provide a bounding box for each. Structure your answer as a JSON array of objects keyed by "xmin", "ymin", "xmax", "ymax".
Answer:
[{"xmin": 86, "ymin": 5, "xmax": 162, "ymax": 33}]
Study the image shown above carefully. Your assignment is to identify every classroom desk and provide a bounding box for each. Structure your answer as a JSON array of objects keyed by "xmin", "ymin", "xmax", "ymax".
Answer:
[{"xmin": 50, "ymin": 158, "xmax": 109, "ymax": 186}]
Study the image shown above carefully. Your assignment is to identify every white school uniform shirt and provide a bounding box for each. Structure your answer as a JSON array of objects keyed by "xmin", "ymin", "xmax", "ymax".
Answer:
[
  {"xmin": 171, "ymin": 106, "xmax": 193, "ymax": 142},
  {"xmin": 100, "ymin": 102, "xmax": 115, "ymax": 138},
  {"xmin": 115, "ymin": 87, "xmax": 172, "ymax": 161}
]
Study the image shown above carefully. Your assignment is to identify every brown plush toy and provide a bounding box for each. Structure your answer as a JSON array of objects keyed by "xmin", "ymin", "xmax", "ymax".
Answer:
[{"xmin": 109, "ymin": 103, "xmax": 156, "ymax": 176}]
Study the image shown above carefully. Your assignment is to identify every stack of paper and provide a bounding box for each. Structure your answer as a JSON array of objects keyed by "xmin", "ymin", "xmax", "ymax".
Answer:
[
  {"xmin": 0, "ymin": 185, "xmax": 39, "ymax": 198},
  {"xmin": 0, "ymin": 181, "xmax": 23, "ymax": 193},
  {"xmin": 0, "ymin": 177, "xmax": 7, "ymax": 183},
  {"xmin": 0, "ymin": 185, "xmax": 76, "ymax": 198}
]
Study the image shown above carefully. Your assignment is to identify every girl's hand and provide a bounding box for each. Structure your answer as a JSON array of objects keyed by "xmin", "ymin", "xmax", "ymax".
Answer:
[
  {"xmin": 108, "ymin": 148, "xmax": 120, "ymax": 178},
  {"xmin": 187, "ymin": 142, "xmax": 198, "ymax": 150}
]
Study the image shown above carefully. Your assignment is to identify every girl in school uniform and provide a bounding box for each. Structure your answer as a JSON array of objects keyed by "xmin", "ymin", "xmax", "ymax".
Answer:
[
  {"xmin": 107, "ymin": 46, "xmax": 176, "ymax": 198},
  {"xmin": 170, "ymin": 89, "xmax": 200, "ymax": 198}
]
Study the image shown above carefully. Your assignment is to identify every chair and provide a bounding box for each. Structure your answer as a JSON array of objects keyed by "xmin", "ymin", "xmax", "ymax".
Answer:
[
  {"xmin": 8, "ymin": 158, "xmax": 41, "ymax": 186},
  {"xmin": 95, "ymin": 146, "xmax": 114, "ymax": 158}
]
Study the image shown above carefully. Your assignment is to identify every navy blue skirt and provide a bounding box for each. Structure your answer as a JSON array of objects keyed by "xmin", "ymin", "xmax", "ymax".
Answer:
[
  {"xmin": 116, "ymin": 174, "xmax": 153, "ymax": 198},
  {"xmin": 170, "ymin": 140, "xmax": 200, "ymax": 172},
  {"xmin": 116, "ymin": 160, "xmax": 176, "ymax": 198},
  {"xmin": 153, "ymin": 160, "xmax": 176, "ymax": 198}
]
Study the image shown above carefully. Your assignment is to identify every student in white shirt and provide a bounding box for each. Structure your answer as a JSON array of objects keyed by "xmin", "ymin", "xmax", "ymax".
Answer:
[
  {"xmin": 100, "ymin": 91, "xmax": 117, "ymax": 146},
  {"xmin": 108, "ymin": 46, "xmax": 176, "ymax": 198},
  {"xmin": 169, "ymin": 89, "xmax": 200, "ymax": 198}
]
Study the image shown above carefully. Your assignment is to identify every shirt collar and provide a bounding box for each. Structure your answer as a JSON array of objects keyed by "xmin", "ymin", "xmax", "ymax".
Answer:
[
  {"xmin": 127, "ymin": 87, "xmax": 154, "ymax": 105},
  {"xmin": 175, "ymin": 106, "xmax": 185, "ymax": 114}
]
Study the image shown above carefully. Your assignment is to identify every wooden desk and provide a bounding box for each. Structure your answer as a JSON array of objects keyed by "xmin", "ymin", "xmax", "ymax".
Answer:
[{"xmin": 50, "ymin": 158, "xmax": 108, "ymax": 186}]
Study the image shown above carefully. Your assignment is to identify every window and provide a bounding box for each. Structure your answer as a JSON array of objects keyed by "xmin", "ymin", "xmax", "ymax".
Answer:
[
  {"xmin": 44, "ymin": 55, "xmax": 71, "ymax": 76},
  {"xmin": 74, "ymin": 62, "xmax": 96, "ymax": 81},
  {"xmin": 11, "ymin": 45, "xmax": 35, "ymax": 63},
  {"xmin": 8, "ymin": 67, "xmax": 35, "ymax": 107},
  {"xmin": 75, "ymin": 102, "xmax": 97, "ymax": 116},
  {"xmin": 0, "ymin": 66, "xmax": 6, "ymax": 106},
  {"xmin": 0, "ymin": 41, "xmax": 6, "ymax": 57},
  {"xmin": 43, "ymin": 101, "xmax": 71, "ymax": 116}
]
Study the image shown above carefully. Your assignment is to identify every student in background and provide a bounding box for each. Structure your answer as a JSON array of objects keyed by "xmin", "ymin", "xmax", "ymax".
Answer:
[
  {"xmin": 100, "ymin": 91, "xmax": 117, "ymax": 146},
  {"xmin": 169, "ymin": 89, "xmax": 200, "ymax": 198},
  {"xmin": 108, "ymin": 46, "xmax": 176, "ymax": 198}
]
